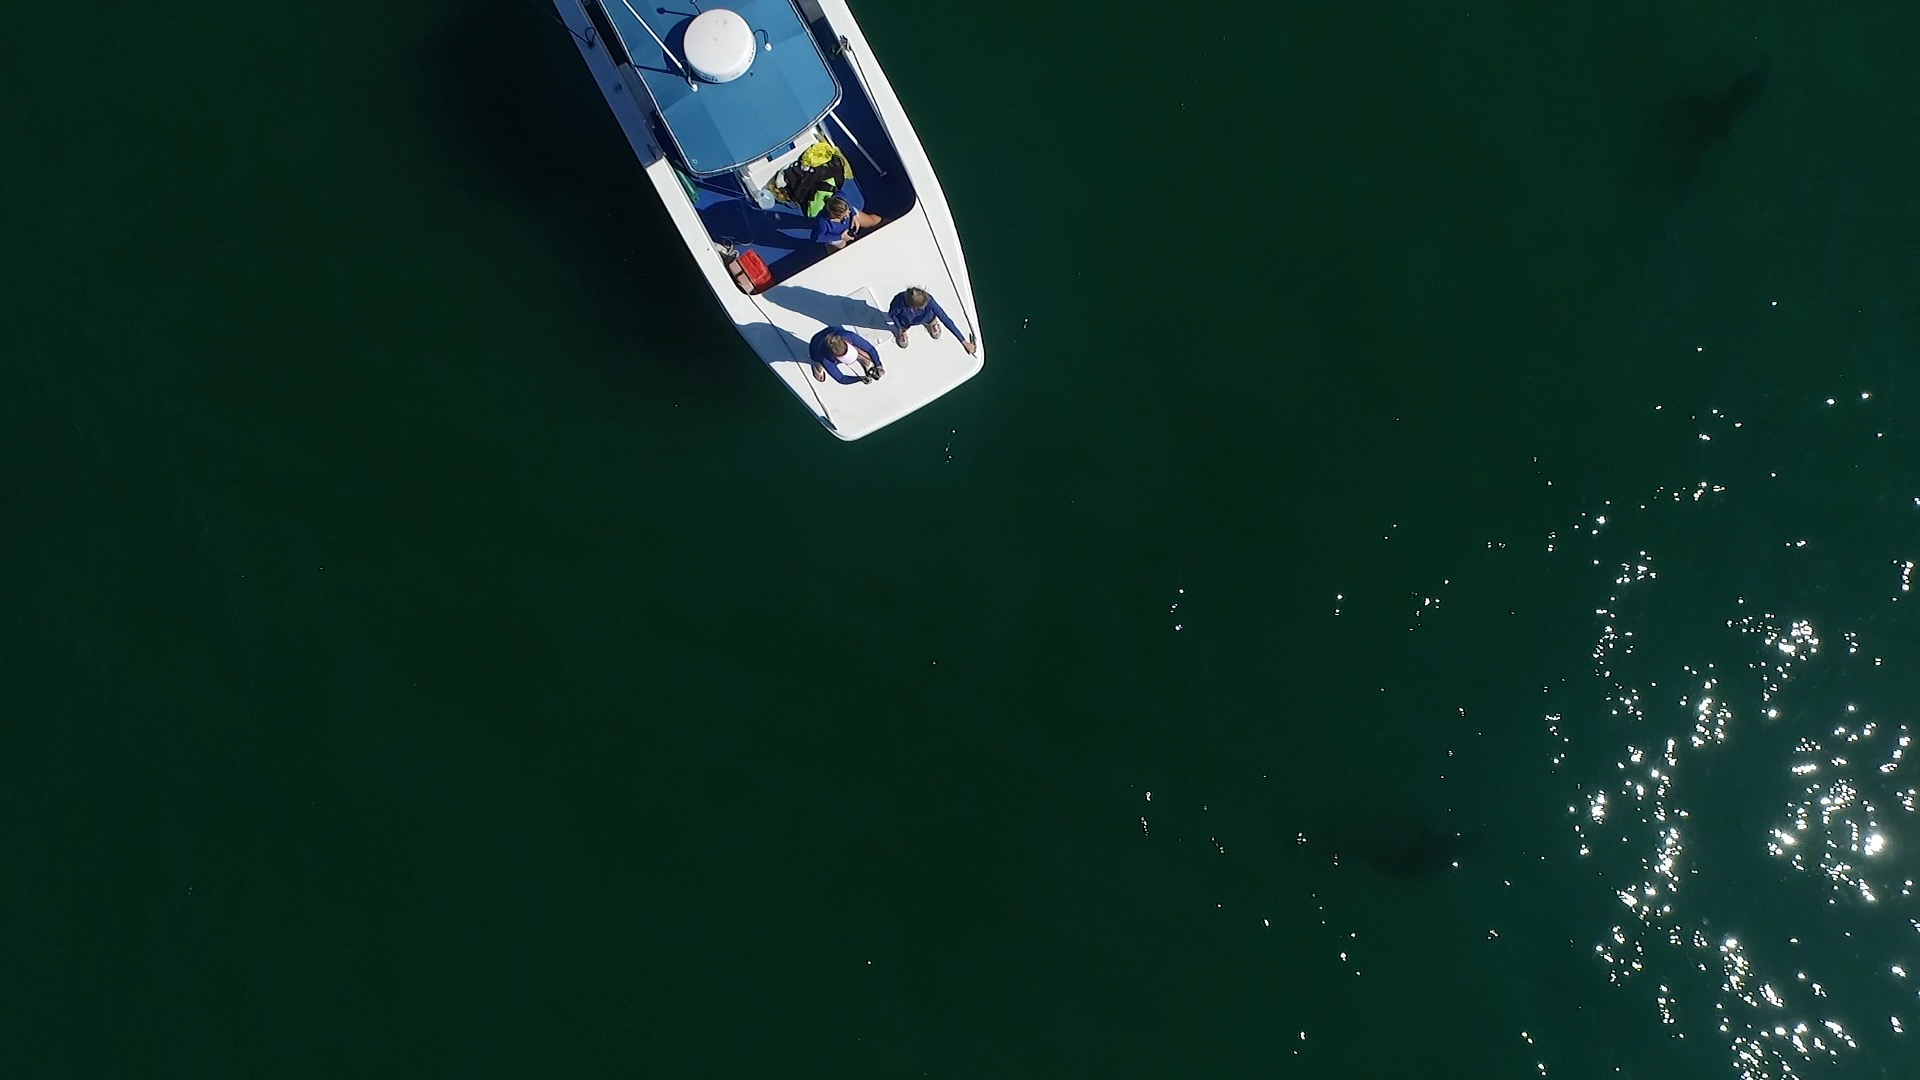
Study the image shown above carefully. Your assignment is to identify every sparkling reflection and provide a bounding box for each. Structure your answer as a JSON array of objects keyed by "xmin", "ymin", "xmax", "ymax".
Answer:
[{"xmin": 1559, "ymin": 481, "xmax": 1916, "ymax": 1078}]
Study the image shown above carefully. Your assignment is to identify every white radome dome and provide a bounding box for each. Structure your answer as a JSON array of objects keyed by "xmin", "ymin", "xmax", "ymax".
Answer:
[{"xmin": 683, "ymin": 9, "xmax": 756, "ymax": 83}]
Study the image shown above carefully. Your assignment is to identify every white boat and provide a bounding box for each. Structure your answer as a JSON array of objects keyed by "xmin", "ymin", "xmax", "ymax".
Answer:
[{"xmin": 550, "ymin": 0, "xmax": 985, "ymax": 441}]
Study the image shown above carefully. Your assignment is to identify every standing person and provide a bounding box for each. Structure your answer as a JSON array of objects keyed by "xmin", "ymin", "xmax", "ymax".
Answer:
[
  {"xmin": 888, "ymin": 287, "xmax": 977, "ymax": 354},
  {"xmin": 808, "ymin": 327, "xmax": 884, "ymax": 384},
  {"xmin": 813, "ymin": 196, "xmax": 883, "ymax": 249}
]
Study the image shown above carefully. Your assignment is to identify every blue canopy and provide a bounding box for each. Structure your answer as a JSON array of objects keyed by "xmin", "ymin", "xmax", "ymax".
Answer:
[{"xmin": 603, "ymin": 0, "xmax": 840, "ymax": 178}]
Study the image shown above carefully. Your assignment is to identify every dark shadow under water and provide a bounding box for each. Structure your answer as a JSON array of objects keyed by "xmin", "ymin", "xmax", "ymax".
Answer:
[
  {"xmin": 1300, "ymin": 813, "xmax": 1486, "ymax": 880},
  {"xmin": 1642, "ymin": 63, "xmax": 1772, "ymax": 202}
]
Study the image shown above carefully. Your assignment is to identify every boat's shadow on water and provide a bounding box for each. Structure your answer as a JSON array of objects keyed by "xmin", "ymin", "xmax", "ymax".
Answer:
[{"xmin": 409, "ymin": 0, "xmax": 744, "ymax": 398}]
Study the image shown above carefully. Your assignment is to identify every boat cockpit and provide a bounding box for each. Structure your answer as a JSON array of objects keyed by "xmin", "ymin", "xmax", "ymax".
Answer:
[{"xmin": 579, "ymin": 0, "xmax": 917, "ymax": 290}]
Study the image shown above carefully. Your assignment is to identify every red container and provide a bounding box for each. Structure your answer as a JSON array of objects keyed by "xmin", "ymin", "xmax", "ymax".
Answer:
[{"xmin": 738, "ymin": 250, "xmax": 773, "ymax": 291}]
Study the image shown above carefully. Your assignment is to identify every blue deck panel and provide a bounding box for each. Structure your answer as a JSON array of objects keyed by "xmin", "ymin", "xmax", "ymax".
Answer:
[
  {"xmin": 693, "ymin": 176, "xmax": 869, "ymax": 281},
  {"xmin": 656, "ymin": 11, "xmax": 923, "ymax": 287},
  {"xmin": 606, "ymin": 0, "xmax": 839, "ymax": 176}
]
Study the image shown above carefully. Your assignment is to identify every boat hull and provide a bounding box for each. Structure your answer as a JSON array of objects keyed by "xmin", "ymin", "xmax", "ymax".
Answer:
[{"xmin": 553, "ymin": 0, "xmax": 984, "ymax": 440}]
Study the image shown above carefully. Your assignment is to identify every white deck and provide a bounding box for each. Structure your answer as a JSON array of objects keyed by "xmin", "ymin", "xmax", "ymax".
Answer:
[
  {"xmin": 555, "ymin": 0, "xmax": 985, "ymax": 441},
  {"xmin": 744, "ymin": 231, "xmax": 983, "ymax": 440}
]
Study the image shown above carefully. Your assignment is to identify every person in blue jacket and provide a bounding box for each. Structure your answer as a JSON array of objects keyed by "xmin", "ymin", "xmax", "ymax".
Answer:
[
  {"xmin": 808, "ymin": 326, "xmax": 883, "ymax": 384},
  {"xmin": 888, "ymin": 287, "xmax": 976, "ymax": 354},
  {"xmin": 813, "ymin": 196, "xmax": 883, "ymax": 249}
]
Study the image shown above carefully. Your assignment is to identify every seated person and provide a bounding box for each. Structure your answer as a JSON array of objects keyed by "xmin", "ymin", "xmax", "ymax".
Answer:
[
  {"xmin": 813, "ymin": 196, "xmax": 883, "ymax": 249},
  {"xmin": 888, "ymin": 287, "xmax": 976, "ymax": 354},
  {"xmin": 808, "ymin": 326, "xmax": 883, "ymax": 384}
]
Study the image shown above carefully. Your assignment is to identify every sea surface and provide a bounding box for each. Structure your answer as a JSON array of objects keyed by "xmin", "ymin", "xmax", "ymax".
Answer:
[{"xmin": 5, "ymin": 1, "xmax": 1919, "ymax": 1075}]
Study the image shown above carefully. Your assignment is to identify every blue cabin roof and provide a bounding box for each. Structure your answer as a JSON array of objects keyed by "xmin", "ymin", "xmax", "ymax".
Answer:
[{"xmin": 603, "ymin": 0, "xmax": 840, "ymax": 178}]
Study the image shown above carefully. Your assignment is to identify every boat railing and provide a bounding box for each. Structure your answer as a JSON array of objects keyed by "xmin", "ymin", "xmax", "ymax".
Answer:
[
  {"xmin": 617, "ymin": 0, "xmax": 699, "ymax": 90},
  {"xmin": 825, "ymin": 110, "xmax": 885, "ymax": 179},
  {"xmin": 829, "ymin": 35, "xmax": 907, "ymax": 180},
  {"xmin": 827, "ymin": 31, "xmax": 976, "ymax": 346}
]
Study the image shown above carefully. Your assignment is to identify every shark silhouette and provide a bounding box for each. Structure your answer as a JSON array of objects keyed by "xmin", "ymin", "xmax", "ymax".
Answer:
[
  {"xmin": 1650, "ymin": 65, "xmax": 1771, "ymax": 197},
  {"xmin": 1302, "ymin": 814, "xmax": 1483, "ymax": 880}
]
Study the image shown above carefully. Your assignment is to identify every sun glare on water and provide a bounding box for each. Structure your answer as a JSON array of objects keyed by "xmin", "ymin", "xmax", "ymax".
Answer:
[{"xmin": 1554, "ymin": 439, "xmax": 1917, "ymax": 1078}]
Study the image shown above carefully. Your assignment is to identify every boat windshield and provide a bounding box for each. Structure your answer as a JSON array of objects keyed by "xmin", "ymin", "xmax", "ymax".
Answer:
[{"xmin": 602, "ymin": 0, "xmax": 840, "ymax": 178}]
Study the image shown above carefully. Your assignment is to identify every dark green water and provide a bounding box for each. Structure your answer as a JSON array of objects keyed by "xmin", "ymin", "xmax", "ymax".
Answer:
[{"xmin": 6, "ymin": 1, "xmax": 1920, "ymax": 1075}]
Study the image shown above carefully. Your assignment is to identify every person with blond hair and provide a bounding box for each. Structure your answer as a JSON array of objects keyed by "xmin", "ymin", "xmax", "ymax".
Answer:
[
  {"xmin": 807, "ymin": 326, "xmax": 883, "ymax": 384},
  {"xmin": 887, "ymin": 286, "xmax": 975, "ymax": 354}
]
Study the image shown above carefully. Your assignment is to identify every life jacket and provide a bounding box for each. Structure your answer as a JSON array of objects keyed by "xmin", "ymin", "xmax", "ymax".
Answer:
[{"xmin": 779, "ymin": 142, "xmax": 851, "ymax": 215}]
